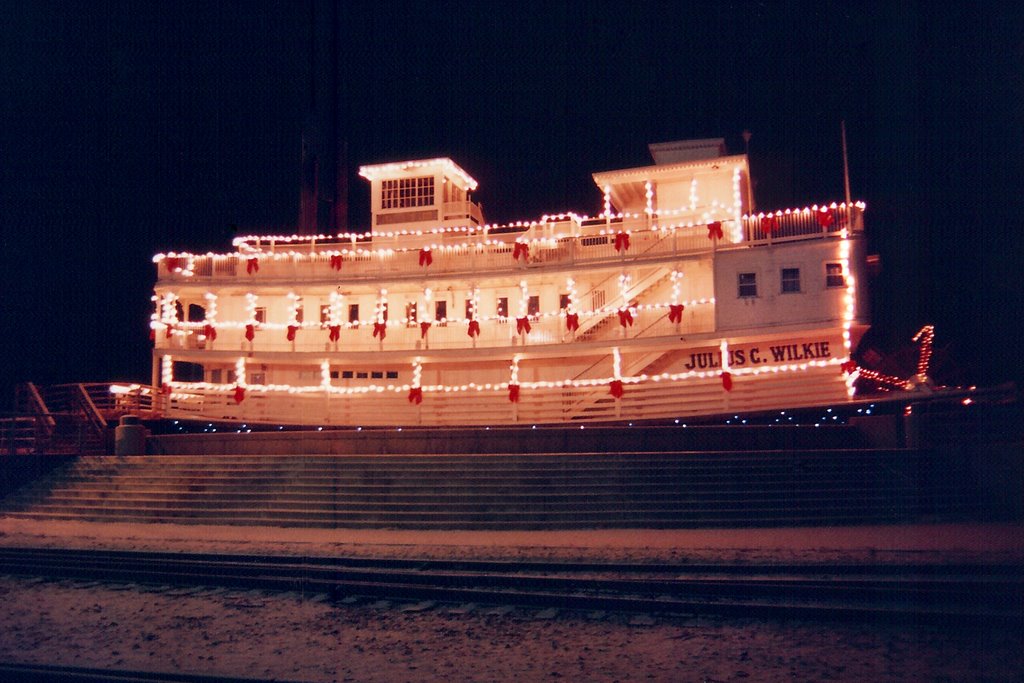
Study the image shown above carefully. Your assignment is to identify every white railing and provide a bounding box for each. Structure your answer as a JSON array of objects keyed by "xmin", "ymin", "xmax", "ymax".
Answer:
[
  {"xmin": 162, "ymin": 361, "xmax": 851, "ymax": 427},
  {"xmin": 155, "ymin": 304, "xmax": 715, "ymax": 355}
]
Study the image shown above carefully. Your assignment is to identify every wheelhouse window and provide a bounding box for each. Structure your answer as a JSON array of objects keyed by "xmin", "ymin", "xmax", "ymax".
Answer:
[
  {"xmin": 825, "ymin": 262, "xmax": 846, "ymax": 288},
  {"xmin": 781, "ymin": 268, "xmax": 801, "ymax": 293},
  {"xmin": 738, "ymin": 273, "xmax": 758, "ymax": 298},
  {"xmin": 381, "ymin": 176, "xmax": 434, "ymax": 209}
]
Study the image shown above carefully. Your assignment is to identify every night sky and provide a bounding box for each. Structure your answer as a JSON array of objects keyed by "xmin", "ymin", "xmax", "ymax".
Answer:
[{"xmin": 2, "ymin": 1, "xmax": 1022, "ymax": 410}]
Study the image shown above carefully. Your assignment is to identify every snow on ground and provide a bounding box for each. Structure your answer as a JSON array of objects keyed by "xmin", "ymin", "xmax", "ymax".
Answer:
[{"xmin": 0, "ymin": 518, "xmax": 1021, "ymax": 681}]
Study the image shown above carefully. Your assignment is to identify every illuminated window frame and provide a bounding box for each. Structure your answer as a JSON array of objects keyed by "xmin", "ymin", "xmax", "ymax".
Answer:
[{"xmin": 381, "ymin": 176, "xmax": 435, "ymax": 209}]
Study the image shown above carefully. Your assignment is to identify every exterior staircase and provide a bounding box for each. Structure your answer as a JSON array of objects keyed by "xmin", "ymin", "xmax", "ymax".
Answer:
[{"xmin": 1, "ymin": 423, "xmax": 1013, "ymax": 529}]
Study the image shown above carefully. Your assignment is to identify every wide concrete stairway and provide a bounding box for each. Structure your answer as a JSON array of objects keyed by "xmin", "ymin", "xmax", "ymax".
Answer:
[{"xmin": 2, "ymin": 423, "xmax": 1011, "ymax": 529}]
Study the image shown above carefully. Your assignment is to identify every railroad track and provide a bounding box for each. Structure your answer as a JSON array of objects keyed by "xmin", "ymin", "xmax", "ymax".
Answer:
[{"xmin": 0, "ymin": 547, "xmax": 1021, "ymax": 626}]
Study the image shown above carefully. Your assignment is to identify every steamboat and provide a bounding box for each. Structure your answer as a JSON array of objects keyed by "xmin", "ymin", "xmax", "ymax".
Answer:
[{"xmin": 130, "ymin": 139, "xmax": 868, "ymax": 426}]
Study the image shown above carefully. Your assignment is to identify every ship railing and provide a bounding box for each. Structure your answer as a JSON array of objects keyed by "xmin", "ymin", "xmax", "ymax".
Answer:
[
  {"xmin": 159, "ymin": 203, "xmax": 863, "ymax": 284},
  {"xmin": 160, "ymin": 359, "xmax": 850, "ymax": 427},
  {"xmin": 155, "ymin": 305, "xmax": 715, "ymax": 355},
  {"xmin": 743, "ymin": 203, "xmax": 863, "ymax": 244},
  {"xmin": 442, "ymin": 200, "xmax": 484, "ymax": 225}
]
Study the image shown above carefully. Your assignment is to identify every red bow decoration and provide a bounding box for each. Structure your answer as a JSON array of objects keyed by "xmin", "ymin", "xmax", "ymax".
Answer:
[
  {"xmin": 841, "ymin": 360, "xmax": 858, "ymax": 375},
  {"xmin": 420, "ymin": 321, "xmax": 431, "ymax": 338},
  {"xmin": 565, "ymin": 313, "xmax": 579, "ymax": 332},
  {"xmin": 419, "ymin": 248, "xmax": 432, "ymax": 267},
  {"xmin": 246, "ymin": 257, "xmax": 259, "ymax": 274},
  {"xmin": 408, "ymin": 387, "xmax": 423, "ymax": 404},
  {"xmin": 614, "ymin": 232, "xmax": 630, "ymax": 252},
  {"xmin": 233, "ymin": 385, "xmax": 246, "ymax": 404},
  {"xmin": 149, "ymin": 329, "xmax": 156, "ymax": 341},
  {"xmin": 609, "ymin": 380, "xmax": 624, "ymax": 399},
  {"xmin": 165, "ymin": 324, "xmax": 174, "ymax": 339},
  {"xmin": 160, "ymin": 383, "xmax": 172, "ymax": 395},
  {"xmin": 707, "ymin": 221, "xmax": 723, "ymax": 240},
  {"xmin": 721, "ymin": 371, "xmax": 733, "ymax": 392},
  {"xmin": 244, "ymin": 324, "xmax": 255, "ymax": 342},
  {"xmin": 286, "ymin": 325, "xmax": 298, "ymax": 342},
  {"xmin": 203, "ymin": 323, "xmax": 217, "ymax": 341},
  {"xmin": 816, "ymin": 208, "xmax": 835, "ymax": 228},
  {"xmin": 512, "ymin": 242, "xmax": 529, "ymax": 261},
  {"xmin": 330, "ymin": 254, "xmax": 342, "ymax": 270},
  {"xmin": 372, "ymin": 322, "xmax": 387, "ymax": 340},
  {"xmin": 668, "ymin": 304, "xmax": 685, "ymax": 323},
  {"xmin": 328, "ymin": 325, "xmax": 340, "ymax": 342},
  {"xmin": 516, "ymin": 316, "xmax": 531, "ymax": 335},
  {"xmin": 508, "ymin": 384, "xmax": 520, "ymax": 403},
  {"xmin": 164, "ymin": 257, "xmax": 183, "ymax": 272},
  {"xmin": 618, "ymin": 309, "xmax": 633, "ymax": 327},
  {"xmin": 467, "ymin": 319, "xmax": 480, "ymax": 338},
  {"xmin": 761, "ymin": 215, "xmax": 778, "ymax": 235}
]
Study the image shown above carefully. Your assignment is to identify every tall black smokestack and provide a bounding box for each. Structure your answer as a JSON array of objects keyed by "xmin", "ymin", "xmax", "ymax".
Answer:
[{"xmin": 297, "ymin": 0, "xmax": 347, "ymax": 234}]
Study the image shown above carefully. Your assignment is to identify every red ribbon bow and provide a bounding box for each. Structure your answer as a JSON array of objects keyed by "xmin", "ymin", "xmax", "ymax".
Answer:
[
  {"xmin": 721, "ymin": 371, "xmax": 733, "ymax": 391},
  {"xmin": 565, "ymin": 313, "xmax": 579, "ymax": 332},
  {"xmin": 328, "ymin": 325, "xmax": 340, "ymax": 342},
  {"xmin": 246, "ymin": 257, "xmax": 259, "ymax": 274},
  {"xmin": 618, "ymin": 309, "xmax": 633, "ymax": 327},
  {"xmin": 816, "ymin": 208, "xmax": 835, "ymax": 228},
  {"xmin": 614, "ymin": 232, "xmax": 630, "ymax": 252},
  {"xmin": 419, "ymin": 248, "xmax": 432, "ymax": 267},
  {"xmin": 149, "ymin": 329, "xmax": 156, "ymax": 341},
  {"xmin": 165, "ymin": 324, "xmax": 174, "ymax": 339},
  {"xmin": 761, "ymin": 215, "xmax": 778, "ymax": 234},
  {"xmin": 372, "ymin": 322, "xmax": 387, "ymax": 340},
  {"xmin": 408, "ymin": 387, "xmax": 423, "ymax": 404},
  {"xmin": 707, "ymin": 221, "xmax": 723, "ymax": 240},
  {"xmin": 508, "ymin": 384, "xmax": 520, "ymax": 403},
  {"xmin": 244, "ymin": 324, "xmax": 255, "ymax": 342},
  {"xmin": 233, "ymin": 385, "xmax": 246, "ymax": 404},
  {"xmin": 286, "ymin": 325, "xmax": 298, "ymax": 342},
  {"xmin": 512, "ymin": 242, "xmax": 529, "ymax": 261},
  {"xmin": 467, "ymin": 319, "xmax": 480, "ymax": 338},
  {"xmin": 203, "ymin": 323, "xmax": 217, "ymax": 341},
  {"xmin": 330, "ymin": 254, "xmax": 342, "ymax": 270},
  {"xmin": 841, "ymin": 360, "xmax": 858, "ymax": 375},
  {"xmin": 164, "ymin": 257, "xmax": 183, "ymax": 272},
  {"xmin": 609, "ymin": 380, "xmax": 624, "ymax": 399},
  {"xmin": 668, "ymin": 304, "xmax": 684, "ymax": 323},
  {"xmin": 516, "ymin": 316, "xmax": 531, "ymax": 335},
  {"xmin": 420, "ymin": 321, "xmax": 432, "ymax": 339}
]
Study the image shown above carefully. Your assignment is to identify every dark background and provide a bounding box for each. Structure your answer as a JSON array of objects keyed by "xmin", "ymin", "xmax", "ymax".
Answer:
[{"xmin": 2, "ymin": 1, "xmax": 1022, "ymax": 409}]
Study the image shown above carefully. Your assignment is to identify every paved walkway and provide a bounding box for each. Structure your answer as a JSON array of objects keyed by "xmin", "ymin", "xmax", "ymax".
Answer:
[{"xmin": 1, "ymin": 517, "xmax": 1021, "ymax": 564}]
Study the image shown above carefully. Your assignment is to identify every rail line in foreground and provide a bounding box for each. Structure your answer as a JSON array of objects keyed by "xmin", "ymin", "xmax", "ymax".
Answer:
[{"xmin": 1, "ymin": 547, "xmax": 1020, "ymax": 626}]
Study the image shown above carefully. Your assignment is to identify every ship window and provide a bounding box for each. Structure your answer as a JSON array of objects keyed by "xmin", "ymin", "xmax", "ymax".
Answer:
[
  {"xmin": 528, "ymin": 295, "xmax": 540, "ymax": 317},
  {"xmin": 435, "ymin": 300, "xmax": 447, "ymax": 323},
  {"xmin": 341, "ymin": 371, "xmax": 353, "ymax": 379},
  {"xmin": 227, "ymin": 370, "xmax": 236, "ymax": 384},
  {"xmin": 320, "ymin": 305, "xmax": 330, "ymax": 326},
  {"xmin": 738, "ymin": 273, "xmax": 758, "ymax": 298},
  {"xmin": 381, "ymin": 176, "xmax": 435, "ymax": 209},
  {"xmin": 496, "ymin": 297, "xmax": 508, "ymax": 319},
  {"xmin": 250, "ymin": 372, "xmax": 266, "ymax": 385},
  {"xmin": 559, "ymin": 294, "xmax": 570, "ymax": 310},
  {"xmin": 210, "ymin": 369, "xmax": 222, "ymax": 384},
  {"xmin": 187, "ymin": 304, "xmax": 205, "ymax": 322},
  {"xmin": 781, "ymin": 268, "xmax": 801, "ymax": 294},
  {"xmin": 826, "ymin": 262, "xmax": 845, "ymax": 288},
  {"xmin": 386, "ymin": 371, "xmax": 398, "ymax": 379},
  {"xmin": 294, "ymin": 305, "xmax": 304, "ymax": 324},
  {"xmin": 348, "ymin": 304, "xmax": 360, "ymax": 325},
  {"xmin": 465, "ymin": 298, "xmax": 473, "ymax": 321},
  {"xmin": 254, "ymin": 307, "xmax": 267, "ymax": 324},
  {"xmin": 371, "ymin": 371, "xmax": 383, "ymax": 379},
  {"xmin": 356, "ymin": 372, "xmax": 368, "ymax": 379}
]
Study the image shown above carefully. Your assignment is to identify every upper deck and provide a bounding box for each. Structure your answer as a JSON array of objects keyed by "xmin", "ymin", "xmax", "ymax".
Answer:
[{"xmin": 154, "ymin": 202, "xmax": 864, "ymax": 286}]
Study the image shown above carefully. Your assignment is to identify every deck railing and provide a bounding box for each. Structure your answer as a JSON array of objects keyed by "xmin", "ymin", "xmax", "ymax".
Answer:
[{"xmin": 158, "ymin": 204, "xmax": 863, "ymax": 285}]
